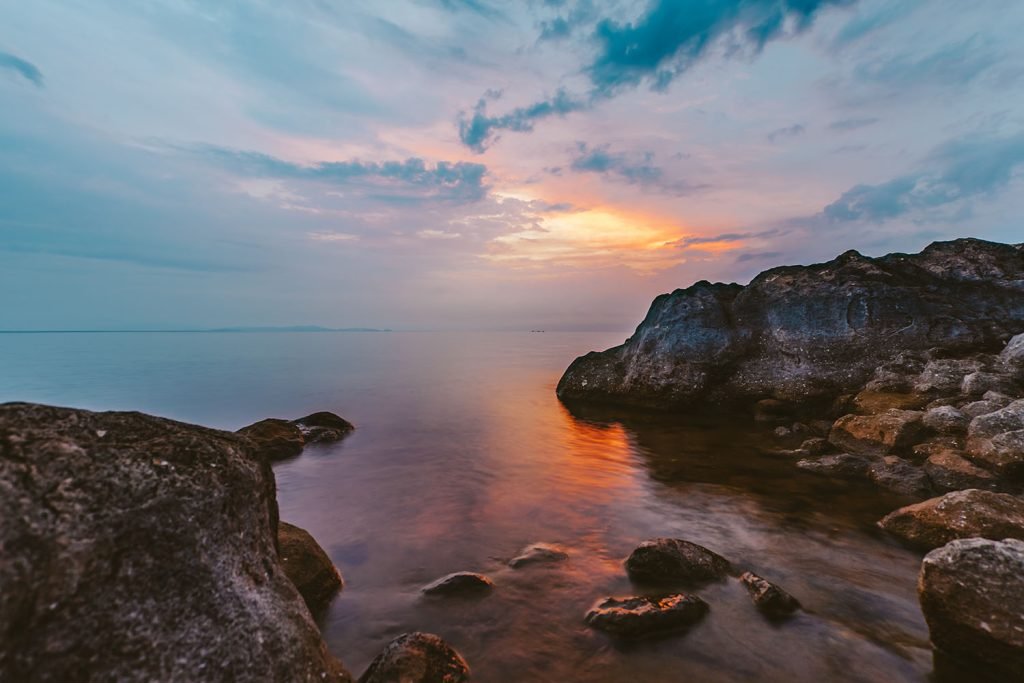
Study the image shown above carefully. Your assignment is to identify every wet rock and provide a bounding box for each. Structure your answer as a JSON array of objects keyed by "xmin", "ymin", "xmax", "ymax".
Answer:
[
  {"xmin": 922, "ymin": 406, "xmax": 969, "ymax": 435},
  {"xmin": 584, "ymin": 594, "xmax": 709, "ymax": 639},
  {"xmin": 739, "ymin": 572, "xmax": 801, "ymax": 619},
  {"xmin": 879, "ymin": 489, "xmax": 1024, "ymax": 550},
  {"xmin": 625, "ymin": 538, "xmax": 731, "ymax": 584},
  {"xmin": 0, "ymin": 403, "xmax": 350, "ymax": 683},
  {"xmin": 799, "ymin": 437, "xmax": 831, "ymax": 456},
  {"xmin": 829, "ymin": 410, "xmax": 926, "ymax": 456},
  {"xmin": 914, "ymin": 358, "xmax": 983, "ymax": 395},
  {"xmin": 867, "ymin": 456, "xmax": 932, "ymax": 498},
  {"xmin": 421, "ymin": 572, "xmax": 493, "ymax": 596},
  {"xmin": 279, "ymin": 521, "xmax": 344, "ymax": 613},
  {"xmin": 796, "ymin": 453, "xmax": 871, "ymax": 478},
  {"xmin": 290, "ymin": 411, "xmax": 354, "ymax": 444},
  {"xmin": 968, "ymin": 429, "xmax": 1024, "ymax": 477},
  {"xmin": 919, "ymin": 538, "xmax": 1024, "ymax": 678},
  {"xmin": 508, "ymin": 543, "xmax": 569, "ymax": 568},
  {"xmin": 924, "ymin": 450, "xmax": 1001, "ymax": 493},
  {"xmin": 852, "ymin": 390, "xmax": 928, "ymax": 414},
  {"xmin": 237, "ymin": 417, "xmax": 305, "ymax": 461},
  {"xmin": 358, "ymin": 632, "xmax": 469, "ymax": 683}
]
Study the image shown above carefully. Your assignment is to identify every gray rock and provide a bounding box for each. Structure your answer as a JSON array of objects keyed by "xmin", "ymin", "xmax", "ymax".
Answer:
[
  {"xmin": 1001, "ymin": 333, "xmax": 1024, "ymax": 366},
  {"xmin": 879, "ymin": 489, "xmax": 1024, "ymax": 550},
  {"xmin": 919, "ymin": 538, "xmax": 1024, "ymax": 678},
  {"xmin": 279, "ymin": 521, "xmax": 344, "ymax": 614},
  {"xmin": 983, "ymin": 390, "xmax": 1015, "ymax": 404},
  {"xmin": 961, "ymin": 399, "xmax": 1006, "ymax": 419},
  {"xmin": 421, "ymin": 572, "xmax": 493, "ymax": 596},
  {"xmin": 358, "ymin": 633, "xmax": 469, "ymax": 683},
  {"xmin": 0, "ymin": 402, "xmax": 350, "ymax": 683},
  {"xmin": 968, "ymin": 429, "xmax": 1024, "ymax": 477},
  {"xmin": 961, "ymin": 371, "xmax": 1017, "ymax": 397},
  {"xmin": 739, "ymin": 572, "xmax": 801, "ymax": 619},
  {"xmin": 922, "ymin": 405, "xmax": 969, "ymax": 435},
  {"xmin": 968, "ymin": 399, "xmax": 1024, "ymax": 442},
  {"xmin": 829, "ymin": 410, "xmax": 925, "ymax": 456},
  {"xmin": 796, "ymin": 453, "xmax": 871, "ymax": 478},
  {"xmin": 508, "ymin": 543, "xmax": 569, "ymax": 568},
  {"xmin": 867, "ymin": 456, "xmax": 932, "ymax": 498},
  {"xmin": 584, "ymin": 594, "xmax": 709, "ymax": 638},
  {"xmin": 625, "ymin": 538, "xmax": 731, "ymax": 584},
  {"xmin": 914, "ymin": 358, "xmax": 983, "ymax": 395}
]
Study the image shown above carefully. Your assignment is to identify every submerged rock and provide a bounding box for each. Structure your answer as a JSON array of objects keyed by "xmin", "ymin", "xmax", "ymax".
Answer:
[
  {"xmin": 291, "ymin": 411, "xmax": 354, "ymax": 444},
  {"xmin": 919, "ymin": 538, "xmax": 1024, "ymax": 678},
  {"xmin": 584, "ymin": 594, "xmax": 709, "ymax": 639},
  {"xmin": 796, "ymin": 453, "xmax": 871, "ymax": 478},
  {"xmin": 237, "ymin": 417, "xmax": 305, "ymax": 461},
  {"xmin": 829, "ymin": 410, "xmax": 925, "ymax": 456},
  {"xmin": 0, "ymin": 402, "xmax": 350, "ymax": 683},
  {"xmin": 625, "ymin": 538, "xmax": 731, "ymax": 584},
  {"xmin": 279, "ymin": 521, "xmax": 344, "ymax": 614},
  {"xmin": 508, "ymin": 543, "xmax": 569, "ymax": 568},
  {"xmin": 359, "ymin": 632, "xmax": 469, "ymax": 683},
  {"xmin": 878, "ymin": 489, "xmax": 1024, "ymax": 550},
  {"xmin": 557, "ymin": 239, "xmax": 1024, "ymax": 409},
  {"xmin": 739, "ymin": 572, "xmax": 801, "ymax": 619},
  {"xmin": 421, "ymin": 572, "xmax": 494, "ymax": 596}
]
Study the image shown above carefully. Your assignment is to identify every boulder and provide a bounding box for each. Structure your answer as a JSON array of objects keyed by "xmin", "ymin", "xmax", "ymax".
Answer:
[
  {"xmin": 852, "ymin": 390, "xmax": 927, "ymax": 414},
  {"xmin": 879, "ymin": 489, "xmax": 1024, "ymax": 550},
  {"xmin": 508, "ymin": 543, "xmax": 569, "ymax": 568},
  {"xmin": 584, "ymin": 594, "xmax": 709, "ymax": 639},
  {"xmin": 290, "ymin": 411, "xmax": 354, "ymax": 444},
  {"xmin": 960, "ymin": 399, "xmax": 1005, "ymax": 419},
  {"xmin": 279, "ymin": 521, "xmax": 344, "ymax": 613},
  {"xmin": 556, "ymin": 239, "xmax": 1024, "ymax": 409},
  {"xmin": 967, "ymin": 399, "xmax": 1024, "ymax": 443},
  {"xmin": 967, "ymin": 429, "xmax": 1024, "ymax": 477},
  {"xmin": 798, "ymin": 437, "xmax": 831, "ymax": 456},
  {"xmin": 829, "ymin": 410, "xmax": 925, "ymax": 456},
  {"xmin": 0, "ymin": 402, "xmax": 350, "ymax": 683},
  {"xmin": 358, "ymin": 633, "xmax": 469, "ymax": 683},
  {"xmin": 796, "ymin": 453, "xmax": 871, "ymax": 478},
  {"xmin": 867, "ymin": 456, "xmax": 932, "ymax": 498},
  {"xmin": 961, "ymin": 371, "xmax": 1017, "ymax": 397},
  {"xmin": 913, "ymin": 358, "xmax": 982, "ymax": 394},
  {"xmin": 625, "ymin": 538, "xmax": 731, "ymax": 584},
  {"xmin": 919, "ymin": 538, "xmax": 1024, "ymax": 678},
  {"xmin": 421, "ymin": 572, "xmax": 493, "ymax": 596},
  {"xmin": 911, "ymin": 437, "xmax": 963, "ymax": 462},
  {"xmin": 922, "ymin": 406, "xmax": 969, "ymax": 435},
  {"xmin": 237, "ymin": 417, "xmax": 305, "ymax": 461},
  {"xmin": 1000, "ymin": 333, "xmax": 1024, "ymax": 366},
  {"xmin": 924, "ymin": 451, "xmax": 1001, "ymax": 493},
  {"xmin": 738, "ymin": 572, "xmax": 801, "ymax": 619}
]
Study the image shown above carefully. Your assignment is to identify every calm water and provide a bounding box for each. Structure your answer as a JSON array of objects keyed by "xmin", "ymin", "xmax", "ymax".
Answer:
[{"xmin": 0, "ymin": 331, "xmax": 943, "ymax": 682}]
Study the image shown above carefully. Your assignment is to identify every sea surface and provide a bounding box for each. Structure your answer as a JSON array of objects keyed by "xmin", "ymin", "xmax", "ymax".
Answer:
[{"xmin": 0, "ymin": 331, "xmax": 946, "ymax": 682}]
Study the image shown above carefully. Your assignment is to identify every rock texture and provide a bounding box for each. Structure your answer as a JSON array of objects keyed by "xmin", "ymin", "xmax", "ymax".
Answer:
[
  {"xmin": 279, "ymin": 521, "xmax": 344, "ymax": 614},
  {"xmin": 291, "ymin": 412, "xmax": 354, "ymax": 444},
  {"xmin": 0, "ymin": 402, "xmax": 350, "ymax": 683},
  {"xmin": 919, "ymin": 538, "xmax": 1024, "ymax": 677},
  {"xmin": 584, "ymin": 594, "xmax": 709, "ymax": 638},
  {"xmin": 829, "ymin": 410, "xmax": 925, "ymax": 456},
  {"xmin": 421, "ymin": 572, "xmax": 494, "ymax": 596},
  {"xmin": 557, "ymin": 239, "xmax": 1024, "ymax": 409},
  {"xmin": 878, "ymin": 489, "xmax": 1024, "ymax": 550},
  {"xmin": 237, "ymin": 417, "xmax": 306, "ymax": 462},
  {"xmin": 625, "ymin": 538, "xmax": 731, "ymax": 584},
  {"xmin": 739, "ymin": 572, "xmax": 801, "ymax": 619},
  {"xmin": 508, "ymin": 543, "xmax": 569, "ymax": 568},
  {"xmin": 358, "ymin": 633, "xmax": 469, "ymax": 683}
]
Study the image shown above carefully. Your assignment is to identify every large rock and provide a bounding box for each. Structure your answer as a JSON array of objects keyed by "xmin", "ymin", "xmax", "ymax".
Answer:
[
  {"xmin": 867, "ymin": 456, "xmax": 932, "ymax": 498},
  {"xmin": 968, "ymin": 429, "xmax": 1024, "ymax": 477},
  {"xmin": 584, "ymin": 594, "xmax": 709, "ymax": 638},
  {"xmin": 921, "ymin": 405, "xmax": 969, "ymax": 435},
  {"xmin": 924, "ymin": 450, "xmax": 1001, "ymax": 493},
  {"xmin": 421, "ymin": 572, "xmax": 493, "ymax": 596},
  {"xmin": 557, "ymin": 239, "xmax": 1024, "ymax": 409},
  {"xmin": 879, "ymin": 489, "xmax": 1024, "ymax": 550},
  {"xmin": 919, "ymin": 538, "xmax": 1024, "ymax": 677},
  {"xmin": 290, "ymin": 412, "xmax": 354, "ymax": 444},
  {"xmin": 237, "ymin": 417, "xmax": 305, "ymax": 461},
  {"xmin": 829, "ymin": 410, "xmax": 926, "ymax": 456},
  {"xmin": 358, "ymin": 633, "xmax": 469, "ymax": 683},
  {"xmin": 738, "ymin": 572, "xmax": 801, "ymax": 619},
  {"xmin": 625, "ymin": 538, "xmax": 731, "ymax": 583},
  {"xmin": 279, "ymin": 521, "xmax": 344, "ymax": 614},
  {"xmin": 1001, "ymin": 333, "xmax": 1024, "ymax": 367},
  {"xmin": 914, "ymin": 358, "xmax": 983, "ymax": 395},
  {"xmin": 0, "ymin": 402, "xmax": 350, "ymax": 683}
]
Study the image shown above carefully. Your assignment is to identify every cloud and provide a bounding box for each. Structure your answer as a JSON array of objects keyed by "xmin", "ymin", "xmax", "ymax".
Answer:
[
  {"xmin": 736, "ymin": 250, "xmax": 783, "ymax": 262},
  {"xmin": 568, "ymin": 142, "xmax": 704, "ymax": 194},
  {"xmin": 670, "ymin": 228, "xmax": 783, "ymax": 248},
  {"xmin": 852, "ymin": 37, "xmax": 1000, "ymax": 91},
  {"xmin": 767, "ymin": 123, "xmax": 805, "ymax": 142},
  {"xmin": 828, "ymin": 117, "xmax": 878, "ymax": 131},
  {"xmin": 193, "ymin": 146, "xmax": 489, "ymax": 203},
  {"xmin": 0, "ymin": 51, "xmax": 43, "ymax": 86},
  {"xmin": 831, "ymin": 0, "xmax": 922, "ymax": 48},
  {"xmin": 309, "ymin": 231, "xmax": 359, "ymax": 242},
  {"xmin": 824, "ymin": 131, "xmax": 1024, "ymax": 222},
  {"xmin": 537, "ymin": 0, "xmax": 596, "ymax": 41},
  {"xmin": 458, "ymin": 88, "xmax": 586, "ymax": 152}
]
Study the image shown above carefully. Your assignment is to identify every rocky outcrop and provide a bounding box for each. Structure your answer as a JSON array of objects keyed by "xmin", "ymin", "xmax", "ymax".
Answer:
[
  {"xmin": 829, "ymin": 410, "xmax": 925, "ymax": 456},
  {"xmin": 739, "ymin": 572, "xmax": 801, "ymax": 619},
  {"xmin": 557, "ymin": 239, "xmax": 1024, "ymax": 409},
  {"xmin": 358, "ymin": 633, "xmax": 469, "ymax": 683},
  {"xmin": 625, "ymin": 538, "xmax": 731, "ymax": 584},
  {"xmin": 878, "ymin": 489, "xmax": 1024, "ymax": 550},
  {"xmin": 421, "ymin": 572, "xmax": 494, "ymax": 596},
  {"xmin": 919, "ymin": 538, "xmax": 1024, "ymax": 677},
  {"xmin": 237, "ymin": 418, "xmax": 306, "ymax": 461},
  {"xmin": 508, "ymin": 542, "xmax": 569, "ymax": 568},
  {"xmin": 0, "ymin": 402, "xmax": 350, "ymax": 683},
  {"xmin": 279, "ymin": 521, "xmax": 344, "ymax": 614},
  {"xmin": 584, "ymin": 594, "xmax": 709, "ymax": 639},
  {"xmin": 291, "ymin": 412, "xmax": 354, "ymax": 444}
]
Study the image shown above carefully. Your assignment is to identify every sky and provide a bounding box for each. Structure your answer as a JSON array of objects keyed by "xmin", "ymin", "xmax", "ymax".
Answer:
[{"xmin": 1, "ymin": 0, "xmax": 1023, "ymax": 331}]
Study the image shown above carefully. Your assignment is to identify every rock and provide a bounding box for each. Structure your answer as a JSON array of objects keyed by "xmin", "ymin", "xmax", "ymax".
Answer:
[
  {"xmin": 358, "ymin": 632, "xmax": 469, "ymax": 683},
  {"xmin": 625, "ymin": 538, "xmax": 731, "ymax": 584},
  {"xmin": 584, "ymin": 594, "xmax": 709, "ymax": 639},
  {"xmin": 1000, "ymin": 333, "xmax": 1024, "ymax": 366},
  {"xmin": 924, "ymin": 450, "xmax": 1001, "ymax": 493},
  {"xmin": 867, "ymin": 456, "xmax": 932, "ymax": 497},
  {"xmin": 913, "ymin": 358, "xmax": 983, "ymax": 394},
  {"xmin": 911, "ymin": 436, "xmax": 963, "ymax": 462},
  {"xmin": 968, "ymin": 429, "xmax": 1024, "ymax": 477},
  {"xmin": 773, "ymin": 426, "xmax": 791, "ymax": 438},
  {"xmin": 879, "ymin": 489, "xmax": 1024, "ymax": 550},
  {"xmin": 967, "ymin": 399, "xmax": 1024, "ymax": 442},
  {"xmin": 290, "ymin": 411, "xmax": 354, "ymax": 444},
  {"xmin": 984, "ymin": 390, "xmax": 1015, "ymax": 404},
  {"xmin": 919, "ymin": 538, "xmax": 1024, "ymax": 678},
  {"xmin": 237, "ymin": 417, "xmax": 305, "ymax": 461},
  {"xmin": 960, "ymin": 399, "xmax": 1006, "ymax": 419},
  {"xmin": 0, "ymin": 402, "xmax": 350, "ymax": 683},
  {"xmin": 279, "ymin": 521, "xmax": 344, "ymax": 613},
  {"xmin": 922, "ymin": 406, "xmax": 969, "ymax": 435},
  {"xmin": 421, "ymin": 572, "xmax": 493, "ymax": 596},
  {"xmin": 738, "ymin": 572, "xmax": 801, "ymax": 619},
  {"xmin": 796, "ymin": 453, "xmax": 871, "ymax": 478},
  {"xmin": 556, "ymin": 239, "xmax": 1024, "ymax": 409},
  {"xmin": 798, "ymin": 437, "xmax": 831, "ymax": 456},
  {"xmin": 508, "ymin": 543, "xmax": 569, "ymax": 568},
  {"xmin": 852, "ymin": 390, "xmax": 928, "ymax": 414},
  {"xmin": 829, "ymin": 410, "xmax": 926, "ymax": 456},
  {"xmin": 962, "ymin": 371, "xmax": 1017, "ymax": 397}
]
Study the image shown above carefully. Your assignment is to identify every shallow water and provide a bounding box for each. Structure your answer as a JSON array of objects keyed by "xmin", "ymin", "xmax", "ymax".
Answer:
[{"xmin": 0, "ymin": 331, "xmax": 949, "ymax": 681}]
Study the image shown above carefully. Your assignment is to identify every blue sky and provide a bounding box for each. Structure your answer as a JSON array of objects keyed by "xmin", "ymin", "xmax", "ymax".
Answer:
[{"xmin": 1, "ymin": 0, "xmax": 1023, "ymax": 330}]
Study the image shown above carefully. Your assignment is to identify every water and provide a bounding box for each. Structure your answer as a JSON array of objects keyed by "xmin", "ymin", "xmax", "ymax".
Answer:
[{"xmin": 0, "ymin": 331, "xmax": 941, "ymax": 682}]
